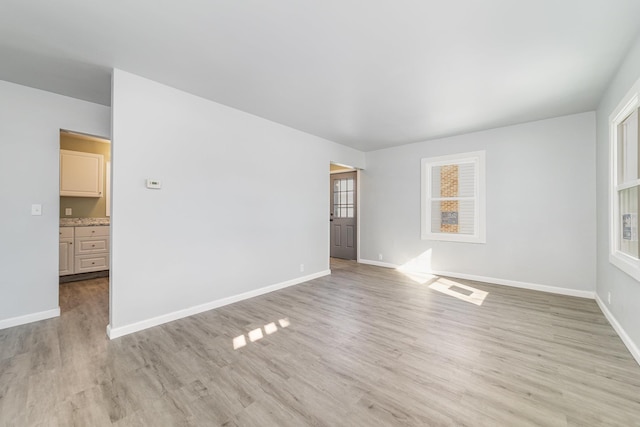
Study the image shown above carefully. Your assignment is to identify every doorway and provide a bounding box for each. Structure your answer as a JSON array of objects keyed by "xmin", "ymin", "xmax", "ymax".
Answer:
[
  {"xmin": 58, "ymin": 129, "xmax": 111, "ymax": 326},
  {"xmin": 330, "ymin": 170, "xmax": 357, "ymax": 260}
]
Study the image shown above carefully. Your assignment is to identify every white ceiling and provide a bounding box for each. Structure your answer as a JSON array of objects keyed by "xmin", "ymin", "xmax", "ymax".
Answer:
[{"xmin": 1, "ymin": 0, "xmax": 639, "ymax": 151}]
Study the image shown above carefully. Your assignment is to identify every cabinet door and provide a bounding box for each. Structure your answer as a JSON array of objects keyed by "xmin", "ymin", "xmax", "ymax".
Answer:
[
  {"xmin": 59, "ymin": 239, "xmax": 74, "ymax": 276},
  {"xmin": 60, "ymin": 149, "xmax": 104, "ymax": 197}
]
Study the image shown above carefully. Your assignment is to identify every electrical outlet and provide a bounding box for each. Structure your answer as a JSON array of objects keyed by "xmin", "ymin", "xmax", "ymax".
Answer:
[
  {"xmin": 65, "ymin": 208, "xmax": 72, "ymax": 216},
  {"xmin": 378, "ymin": 253, "xmax": 383, "ymax": 261},
  {"xmin": 608, "ymin": 292, "xmax": 611, "ymax": 304},
  {"xmin": 146, "ymin": 178, "xmax": 162, "ymax": 189},
  {"xmin": 300, "ymin": 264, "xmax": 304, "ymax": 272}
]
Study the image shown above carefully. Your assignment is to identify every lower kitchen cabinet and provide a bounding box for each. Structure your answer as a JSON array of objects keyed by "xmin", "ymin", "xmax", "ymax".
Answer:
[
  {"xmin": 59, "ymin": 227, "xmax": 74, "ymax": 276},
  {"xmin": 59, "ymin": 225, "xmax": 110, "ymax": 275}
]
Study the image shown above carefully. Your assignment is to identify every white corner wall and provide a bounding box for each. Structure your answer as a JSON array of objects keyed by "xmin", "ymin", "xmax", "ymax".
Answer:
[
  {"xmin": 361, "ymin": 112, "xmax": 596, "ymax": 296},
  {"xmin": 109, "ymin": 69, "xmax": 364, "ymax": 336},
  {"xmin": 595, "ymin": 33, "xmax": 640, "ymax": 363},
  {"xmin": 0, "ymin": 80, "xmax": 111, "ymax": 328}
]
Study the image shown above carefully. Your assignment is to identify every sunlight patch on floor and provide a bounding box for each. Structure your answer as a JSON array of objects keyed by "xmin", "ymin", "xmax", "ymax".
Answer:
[
  {"xmin": 397, "ymin": 249, "xmax": 436, "ymax": 284},
  {"xmin": 429, "ymin": 277, "xmax": 488, "ymax": 306},
  {"xmin": 396, "ymin": 250, "xmax": 488, "ymax": 305},
  {"xmin": 264, "ymin": 322, "xmax": 278, "ymax": 335},
  {"xmin": 278, "ymin": 318, "xmax": 290, "ymax": 327},
  {"xmin": 248, "ymin": 328, "xmax": 264, "ymax": 342},
  {"xmin": 233, "ymin": 335, "xmax": 247, "ymax": 349},
  {"xmin": 233, "ymin": 317, "xmax": 290, "ymax": 350}
]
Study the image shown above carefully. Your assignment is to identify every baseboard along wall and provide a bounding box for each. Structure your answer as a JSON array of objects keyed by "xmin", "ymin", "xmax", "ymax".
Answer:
[
  {"xmin": 358, "ymin": 258, "xmax": 640, "ymax": 366},
  {"xmin": 358, "ymin": 258, "xmax": 595, "ymax": 298},
  {"xmin": 107, "ymin": 270, "xmax": 331, "ymax": 339},
  {"xmin": 0, "ymin": 307, "xmax": 60, "ymax": 330},
  {"xmin": 595, "ymin": 294, "xmax": 640, "ymax": 366}
]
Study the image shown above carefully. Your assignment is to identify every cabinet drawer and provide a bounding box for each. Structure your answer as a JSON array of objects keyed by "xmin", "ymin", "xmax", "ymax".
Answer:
[
  {"xmin": 59, "ymin": 227, "xmax": 74, "ymax": 238},
  {"xmin": 75, "ymin": 226, "xmax": 109, "ymax": 237},
  {"xmin": 75, "ymin": 254, "xmax": 109, "ymax": 273},
  {"xmin": 75, "ymin": 236, "xmax": 109, "ymax": 255}
]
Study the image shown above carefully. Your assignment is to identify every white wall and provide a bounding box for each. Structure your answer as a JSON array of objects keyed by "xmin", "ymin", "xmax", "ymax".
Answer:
[
  {"xmin": 596, "ymin": 33, "xmax": 640, "ymax": 362},
  {"xmin": 109, "ymin": 70, "xmax": 364, "ymax": 335},
  {"xmin": 0, "ymin": 80, "xmax": 110, "ymax": 327},
  {"xmin": 361, "ymin": 112, "xmax": 596, "ymax": 295}
]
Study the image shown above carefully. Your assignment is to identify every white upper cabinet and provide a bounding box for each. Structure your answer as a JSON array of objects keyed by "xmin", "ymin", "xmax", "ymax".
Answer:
[{"xmin": 60, "ymin": 149, "xmax": 104, "ymax": 197}]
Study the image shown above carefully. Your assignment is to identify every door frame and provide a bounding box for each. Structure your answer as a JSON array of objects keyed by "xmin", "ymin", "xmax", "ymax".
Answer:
[
  {"xmin": 329, "ymin": 165, "xmax": 361, "ymax": 263},
  {"xmin": 58, "ymin": 129, "xmax": 112, "ymax": 328}
]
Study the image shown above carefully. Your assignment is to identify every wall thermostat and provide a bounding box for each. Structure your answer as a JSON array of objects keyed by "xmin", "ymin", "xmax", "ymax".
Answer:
[{"xmin": 146, "ymin": 179, "xmax": 162, "ymax": 189}]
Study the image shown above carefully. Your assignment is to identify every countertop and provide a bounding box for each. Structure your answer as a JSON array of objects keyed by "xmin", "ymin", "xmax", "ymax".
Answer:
[{"xmin": 60, "ymin": 218, "xmax": 110, "ymax": 227}]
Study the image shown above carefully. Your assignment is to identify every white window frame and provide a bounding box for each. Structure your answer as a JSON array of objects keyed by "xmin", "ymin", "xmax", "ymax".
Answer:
[
  {"xmin": 421, "ymin": 151, "xmax": 486, "ymax": 243},
  {"xmin": 609, "ymin": 76, "xmax": 640, "ymax": 281}
]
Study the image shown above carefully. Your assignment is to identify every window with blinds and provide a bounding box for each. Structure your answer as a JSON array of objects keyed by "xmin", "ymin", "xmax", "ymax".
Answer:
[
  {"xmin": 618, "ymin": 109, "xmax": 640, "ymax": 259},
  {"xmin": 610, "ymin": 79, "xmax": 640, "ymax": 281},
  {"xmin": 421, "ymin": 151, "xmax": 486, "ymax": 243}
]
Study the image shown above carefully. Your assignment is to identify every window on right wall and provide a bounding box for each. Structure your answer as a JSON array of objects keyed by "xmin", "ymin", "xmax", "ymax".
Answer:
[
  {"xmin": 421, "ymin": 151, "xmax": 486, "ymax": 243},
  {"xmin": 610, "ymin": 77, "xmax": 640, "ymax": 280}
]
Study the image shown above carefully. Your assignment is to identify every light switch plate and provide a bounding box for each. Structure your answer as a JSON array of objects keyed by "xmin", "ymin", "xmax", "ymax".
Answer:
[
  {"xmin": 65, "ymin": 208, "xmax": 72, "ymax": 216},
  {"xmin": 31, "ymin": 204, "xmax": 42, "ymax": 216},
  {"xmin": 146, "ymin": 178, "xmax": 162, "ymax": 189}
]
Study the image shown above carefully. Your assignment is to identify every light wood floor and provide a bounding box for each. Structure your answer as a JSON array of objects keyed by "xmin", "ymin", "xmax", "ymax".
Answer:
[{"xmin": 1, "ymin": 260, "xmax": 640, "ymax": 426}]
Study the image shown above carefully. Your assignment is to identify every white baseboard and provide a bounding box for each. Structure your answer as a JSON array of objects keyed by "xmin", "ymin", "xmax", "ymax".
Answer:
[
  {"xmin": 0, "ymin": 307, "xmax": 60, "ymax": 330},
  {"xmin": 358, "ymin": 259, "xmax": 595, "ymax": 299},
  {"xmin": 428, "ymin": 270, "xmax": 595, "ymax": 299},
  {"xmin": 107, "ymin": 270, "xmax": 331, "ymax": 339},
  {"xmin": 359, "ymin": 258, "xmax": 637, "ymax": 366},
  {"xmin": 595, "ymin": 294, "xmax": 640, "ymax": 366}
]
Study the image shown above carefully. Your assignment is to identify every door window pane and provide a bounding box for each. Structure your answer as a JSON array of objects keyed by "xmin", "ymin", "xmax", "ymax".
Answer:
[{"xmin": 332, "ymin": 177, "xmax": 355, "ymax": 218}]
